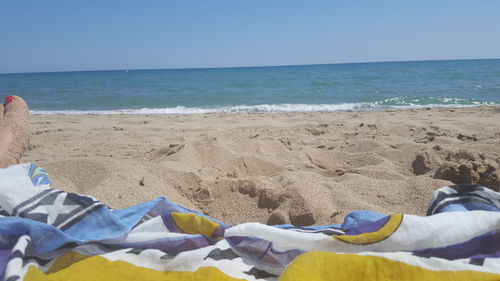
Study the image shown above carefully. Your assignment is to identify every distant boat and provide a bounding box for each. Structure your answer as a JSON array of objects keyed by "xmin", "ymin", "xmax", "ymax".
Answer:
[{"xmin": 124, "ymin": 70, "xmax": 129, "ymax": 72}]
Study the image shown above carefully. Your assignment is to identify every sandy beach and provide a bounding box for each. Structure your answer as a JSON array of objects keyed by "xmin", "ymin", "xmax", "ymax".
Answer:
[{"xmin": 23, "ymin": 107, "xmax": 500, "ymax": 226}]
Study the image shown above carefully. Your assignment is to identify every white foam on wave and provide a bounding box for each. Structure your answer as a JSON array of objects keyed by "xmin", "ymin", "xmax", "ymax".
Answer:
[{"xmin": 30, "ymin": 102, "xmax": 494, "ymax": 115}]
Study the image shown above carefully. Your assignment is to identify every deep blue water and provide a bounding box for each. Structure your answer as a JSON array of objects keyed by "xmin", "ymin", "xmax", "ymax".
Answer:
[{"xmin": 0, "ymin": 59, "xmax": 499, "ymax": 114}]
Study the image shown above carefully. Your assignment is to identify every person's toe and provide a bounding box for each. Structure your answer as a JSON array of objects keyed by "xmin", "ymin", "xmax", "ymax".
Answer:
[{"xmin": 3, "ymin": 95, "xmax": 29, "ymax": 118}]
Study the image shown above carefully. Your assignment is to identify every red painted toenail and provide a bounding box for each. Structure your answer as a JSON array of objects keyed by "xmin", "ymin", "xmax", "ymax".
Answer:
[{"xmin": 4, "ymin": 96, "xmax": 15, "ymax": 104}]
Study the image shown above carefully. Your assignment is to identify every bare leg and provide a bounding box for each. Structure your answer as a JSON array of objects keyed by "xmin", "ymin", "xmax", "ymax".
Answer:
[{"xmin": 0, "ymin": 96, "xmax": 29, "ymax": 168}]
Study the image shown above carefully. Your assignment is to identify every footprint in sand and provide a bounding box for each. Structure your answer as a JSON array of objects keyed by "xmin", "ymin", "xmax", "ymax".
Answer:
[
  {"xmin": 150, "ymin": 144, "xmax": 185, "ymax": 160},
  {"xmin": 306, "ymin": 127, "xmax": 325, "ymax": 136}
]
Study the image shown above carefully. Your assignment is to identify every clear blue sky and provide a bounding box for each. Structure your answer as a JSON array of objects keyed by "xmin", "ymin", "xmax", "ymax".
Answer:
[{"xmin": 1, "ymin": 0, "xmax": 499, "ymax": 73}]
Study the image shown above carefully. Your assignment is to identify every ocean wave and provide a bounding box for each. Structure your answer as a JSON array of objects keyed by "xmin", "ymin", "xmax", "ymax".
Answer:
[{"xmin": 29, "ymin": 101, "xmax": 498, "ymax": 115}]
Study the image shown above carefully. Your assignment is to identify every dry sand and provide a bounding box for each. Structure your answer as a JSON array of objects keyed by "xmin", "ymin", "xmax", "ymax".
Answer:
[{"xmin": 23, "ymin": 107, "xmax": 500, "ymax": 226}]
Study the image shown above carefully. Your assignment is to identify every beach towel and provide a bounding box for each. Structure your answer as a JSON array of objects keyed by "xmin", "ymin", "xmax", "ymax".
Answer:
[{"xmin": 0, "ymin": 164, "xmax": 499, "ymax": 280}]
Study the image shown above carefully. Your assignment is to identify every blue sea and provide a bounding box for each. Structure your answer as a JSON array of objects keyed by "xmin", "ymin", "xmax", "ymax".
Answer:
[{"xmin": 0, "ymin": 59, "xmax": 499, "ymax": 114}]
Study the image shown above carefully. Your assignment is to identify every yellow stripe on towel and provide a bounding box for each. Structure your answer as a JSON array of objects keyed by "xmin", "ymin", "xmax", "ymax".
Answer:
[
  {"xmin": 334, "ymin": 214, "xmax": 403, "ymax": 244},
  {"xmin": 25, "ymin": 255, "xmax": 244, "ymax": 281},
  {"xmin": 281, "ymin": 251, "xmax": 500, "ymax": 281},
  {"xmin": 171, "ymin": 212, "xmax": 220, "ymax": 237}
]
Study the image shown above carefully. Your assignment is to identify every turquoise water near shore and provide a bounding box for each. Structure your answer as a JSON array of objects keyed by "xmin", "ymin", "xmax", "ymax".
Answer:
[{"xmin": 0, "ymin": 59, "xmax": 499, "ymax": 114}]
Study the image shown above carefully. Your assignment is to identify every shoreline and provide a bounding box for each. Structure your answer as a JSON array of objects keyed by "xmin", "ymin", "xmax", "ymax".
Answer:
[
  {"xmin": 24, "ymin": 106, "xmax": 500, "ymax": 225},
  {"xmin": 28, "ymin": 104, "xmax": 500, "ymax": 116}
]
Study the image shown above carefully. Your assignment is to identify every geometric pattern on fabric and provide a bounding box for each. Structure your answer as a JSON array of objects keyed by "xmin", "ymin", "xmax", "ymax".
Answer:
[
  {"xmin": 427, "ymin": 184, "xmax": 500, "ymax": 215},
  {"xmin": 27, "ymin": 164, "xmax": 50, "ymax": 186},
  {"xmin": 15, "ymin": 191, "xmax": 101, "ymax": 230},
  {"xmin": 1, "ymin": 164, "xmax": 500, "ymax": 280}
]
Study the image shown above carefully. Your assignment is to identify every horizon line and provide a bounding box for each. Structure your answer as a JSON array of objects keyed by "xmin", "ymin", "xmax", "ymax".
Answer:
[{"xmin": 1, "ymin": 57, "xmax": 499, "ymax": 75}]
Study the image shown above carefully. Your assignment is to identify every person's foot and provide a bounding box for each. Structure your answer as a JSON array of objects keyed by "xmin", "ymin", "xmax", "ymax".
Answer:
[{"xmin": 0, "ymin": 96, "xmax": 29, "ymax": 168}]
